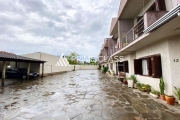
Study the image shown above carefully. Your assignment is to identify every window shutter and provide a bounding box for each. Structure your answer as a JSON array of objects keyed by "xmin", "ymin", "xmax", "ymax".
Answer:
[
  {"xmin": 151, "ymin": 55, "xmax": 162, "ymax": 78},
  {"xmin": 123, "ymin": 61, "xmax": 129, "ymax": 73},
  {"xmin": 134, "ymin": 59, "xmax": 142, "ymax": 75},
  {"xmin": 147, "ymin": 58, "xmax": 152, "ymax": 76},
  {"xmin": 155, "ymin": 0, "xmax": 166, "ymax": 11}
]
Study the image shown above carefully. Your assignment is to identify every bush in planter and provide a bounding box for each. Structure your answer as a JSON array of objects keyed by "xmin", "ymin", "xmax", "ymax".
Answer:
[
  {"xmin": 127, "ymin": 75, "xmax": 137, "ymax": 88},
  {"xmin": 136, "ymin": 82, "xmax": 142, "ymax": 90},
  {"xmin": 102, "ymin": 67, "xmax": 108, "ymax": 73},
  {"xmin": 144, "ymin": 84, "xmax": 151, "ymax": 93},
  {"xmin": 174, "ymin": 86, "xmax": 180, "ymax": 104},
  {"xmin": 150, "ymin": 90, "xmax": 160, "ymax": 98},
  {"xmin": 159, "ymin": 77, "xmax": 165, "ymax": 101}
]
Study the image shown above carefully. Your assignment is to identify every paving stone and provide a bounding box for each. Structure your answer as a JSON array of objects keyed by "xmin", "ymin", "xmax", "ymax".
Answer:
[{"xmin": 1, "ymin": 71, "xmax": 180, "ymax": 120}]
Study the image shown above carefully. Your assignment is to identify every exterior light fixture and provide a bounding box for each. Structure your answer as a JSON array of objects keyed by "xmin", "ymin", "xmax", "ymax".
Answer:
[
  {"xmin": 7, "ymin": 65, "xmax": 11, "ymax": 68},
  {"xmin": 178, "ymin": 11, "xmax": 180, "ymax": 16}
]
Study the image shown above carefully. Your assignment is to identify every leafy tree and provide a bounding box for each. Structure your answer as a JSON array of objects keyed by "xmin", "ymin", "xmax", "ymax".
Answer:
[
  {"xmin": 90, "ymin": 57, "xmax": 97, "ymax": 65},
  {"xmin": 66, "ymin": 52, "xmax": 79, "ymax": 65}
]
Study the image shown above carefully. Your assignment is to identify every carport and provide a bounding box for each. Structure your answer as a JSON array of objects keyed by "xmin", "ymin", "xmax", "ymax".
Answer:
[{"xmin": 0, "ymin": 51, "xmax": 46, "ymax": 85}]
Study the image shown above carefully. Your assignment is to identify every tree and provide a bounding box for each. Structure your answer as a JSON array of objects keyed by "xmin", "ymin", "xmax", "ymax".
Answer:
[
  {"xmin": 90, "ymin": 57, "xmax": 97, "ymax": 65},
  {"xmin": 66, "ymin": 52, "xmax": 79, "ymax": 65}
]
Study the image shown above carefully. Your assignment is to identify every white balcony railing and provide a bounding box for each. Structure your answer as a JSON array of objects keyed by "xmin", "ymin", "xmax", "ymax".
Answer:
[{"xmin": 121, "ymin": 17, "xmax": 144, "ymax": 48}]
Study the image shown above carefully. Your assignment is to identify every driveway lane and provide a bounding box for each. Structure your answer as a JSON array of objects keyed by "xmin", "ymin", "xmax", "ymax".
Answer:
[{"xmin": 0, "ymin": 70, "xmax": 180, "ymax": 120}]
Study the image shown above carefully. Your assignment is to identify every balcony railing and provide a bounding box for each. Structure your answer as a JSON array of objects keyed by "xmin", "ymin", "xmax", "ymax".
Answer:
[
  {"xmin": 110, "ymin": 44, "xmax": 120, "ymax": 55},
  {"xmin": 121, "ymin": 17, "xmax": 144, "ymax": 48}
]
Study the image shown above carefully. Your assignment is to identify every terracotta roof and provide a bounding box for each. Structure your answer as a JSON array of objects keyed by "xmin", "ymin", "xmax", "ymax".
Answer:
[{"xmin": 0, "ymin": 51, "xmax": 46, "ymax": 63}]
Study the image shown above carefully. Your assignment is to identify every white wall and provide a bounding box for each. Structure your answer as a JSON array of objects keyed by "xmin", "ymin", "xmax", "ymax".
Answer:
[
  {"xmin": 165, "ymin": 0, "xmax": 179, "ymax": 11},
  {"xmin": 122, "ymin": 53, "xmax": 135, "ymax": 78},
  {"xmin": 135, "ymin": 35, "xmax": 180, "ymax": 95},
  {"xmin": 136, "ymin": 39, "xmax": 170, "ymax": 93},
  {"xmin": 168, "ymin": 35, "xmax": 180, "ymax": 95}
]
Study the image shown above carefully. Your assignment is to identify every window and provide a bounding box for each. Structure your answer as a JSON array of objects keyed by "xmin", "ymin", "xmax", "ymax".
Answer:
[
  {"xmin": 142, "ymin": 59, "xmax": 148, "ymax": 75},
  {"xmin": 134, "ymin": 54, "xmax": 162, "ymax": 78},
  {"xmin": 123, "ymin": 61, "xmax": 129, "ymax": 73}
]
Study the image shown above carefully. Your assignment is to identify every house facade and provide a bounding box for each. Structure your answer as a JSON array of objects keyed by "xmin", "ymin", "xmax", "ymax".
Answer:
[{"xmin": 99, "ymin": 0, "xmax": 180, "ymax": 96}]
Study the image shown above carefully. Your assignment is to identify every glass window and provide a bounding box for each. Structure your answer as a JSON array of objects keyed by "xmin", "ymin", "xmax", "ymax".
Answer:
[{"xmin": 142, "ymin": 59, "xmax": 148, "ymax": 75}]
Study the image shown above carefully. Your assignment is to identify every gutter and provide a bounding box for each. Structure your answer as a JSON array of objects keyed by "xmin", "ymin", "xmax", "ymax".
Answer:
[{"xmin": 144, "ymin": 4, "xmax": 180, "ymax": 34}]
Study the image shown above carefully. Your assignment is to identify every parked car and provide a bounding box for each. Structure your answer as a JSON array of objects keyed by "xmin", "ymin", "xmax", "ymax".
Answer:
[{"xmin": 0, "ymin": 68, "xmax": 39, "ymax": 79}]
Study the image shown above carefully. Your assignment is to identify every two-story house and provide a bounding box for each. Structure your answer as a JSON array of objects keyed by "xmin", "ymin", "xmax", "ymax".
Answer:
[{"xmin": 99, "ymin": 0, "xmax": 180, "ymax": 96}]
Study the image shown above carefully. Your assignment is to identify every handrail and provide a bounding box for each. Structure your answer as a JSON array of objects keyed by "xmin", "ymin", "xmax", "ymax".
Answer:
[{"xmin": 121, "ymin": 17, "xmax": 144, "ymax": 48}]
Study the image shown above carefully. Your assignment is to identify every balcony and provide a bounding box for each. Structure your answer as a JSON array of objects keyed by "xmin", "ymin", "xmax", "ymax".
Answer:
[{"xmin": 121, "ymin": 17, "xmax": 144, "ymax": 48}]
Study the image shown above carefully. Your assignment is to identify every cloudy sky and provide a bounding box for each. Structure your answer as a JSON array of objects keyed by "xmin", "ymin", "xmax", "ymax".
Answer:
[{"xmin": 0, "ymin": 0, "xmax": 120, "ymax": 57}]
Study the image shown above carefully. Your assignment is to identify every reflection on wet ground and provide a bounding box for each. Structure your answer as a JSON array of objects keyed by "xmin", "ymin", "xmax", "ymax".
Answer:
[{"xmin": 0, "ymin": 70, "xmax": 180, "ymax": 120}]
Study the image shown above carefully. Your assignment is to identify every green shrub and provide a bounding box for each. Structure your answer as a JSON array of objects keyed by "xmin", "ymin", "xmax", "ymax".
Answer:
[
  {"xmin": 159, "ymin": 77, "xmax": 165, "ymax": 95},
  {"xmin": 151, "ymin": 90, "xmax": 160, "ymax": 96},
  {"xmin": 174, "ymin": 86, "xmax": 180, "ymax": 100},
  {"xmin": 102, "ymin": 67, "xmax": 108, "ymax": 73}
]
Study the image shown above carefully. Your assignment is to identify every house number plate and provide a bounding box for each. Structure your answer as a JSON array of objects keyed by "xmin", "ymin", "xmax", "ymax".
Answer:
[{"xmin": 174, "ymin": 59, "xmax": 179, "ymax": 62}]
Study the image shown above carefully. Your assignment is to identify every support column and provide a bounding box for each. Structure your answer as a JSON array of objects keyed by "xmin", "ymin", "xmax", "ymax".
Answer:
[
  {"xmin": 2, "ymin": 61, "xmax": 7, "ymax": 86},
  {"xmin": 27, "ymin": 62, "xmax": 30, "ymax": 80},
  {"xmin": 41, "ymin": 63, "xmax": 44, "ymax": 77}
]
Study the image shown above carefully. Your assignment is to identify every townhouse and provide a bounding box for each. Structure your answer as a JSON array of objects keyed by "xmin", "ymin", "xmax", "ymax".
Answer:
[{"xmin": 99, "ymin": 0, "xmax": 180, "ymax": 96}]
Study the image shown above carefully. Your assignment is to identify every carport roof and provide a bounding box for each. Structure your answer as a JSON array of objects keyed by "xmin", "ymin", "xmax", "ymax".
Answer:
[{"xmin": 0, "ymin": 51, "xmax": 46, "ymax": 63}]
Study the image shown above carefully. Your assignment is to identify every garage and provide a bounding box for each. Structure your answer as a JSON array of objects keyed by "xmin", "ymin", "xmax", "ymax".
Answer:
[{"xmin": 0, "ymin": 51, "xmax": 46, "ymax": 85}]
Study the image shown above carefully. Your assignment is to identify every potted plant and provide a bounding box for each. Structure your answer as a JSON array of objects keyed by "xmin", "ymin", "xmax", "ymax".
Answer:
[
  {"xmin": 102, "ymin": 66, "xmax": 108, "ymax": 73},
  {"xmin": 165, "ymin": 95, "xmax": 175, "ymax": 105},
  {"xmin": 144, "ymin": 84, "xmax": 151, "ymax": 93},
  {"xmin": 127, "ymin": 75, "xmax": 134, "ymax": 88},
  {"xmin": 159, "ymin": 77, "xmax": 165, "ymax": 101},
  {"xmin": 136, "ymin": 82, "xmax": 142, "ymax": 90},
  {"xmin": 174, "ymin": 86, "xmax": 180, "ymax": 104},
  {"xmin": 141, "ymin": 84, "xmax": 146, "ymax": 92},
  {"xmin": 123, "ymin": 79, "xmax": 127, "ymax": 85},
  {"xmin": 150, "ymin": 90, "xmax": 160, "ymax": 98}
]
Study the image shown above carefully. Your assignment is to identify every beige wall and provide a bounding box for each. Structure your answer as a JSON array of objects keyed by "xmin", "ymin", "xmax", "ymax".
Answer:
[
  {"xmin": 165, "ymin": 0, "xmax": 179, "ymax": 11},
  {"xmin": 137, "ymin": 0, "xmax": 155, "ymax": 16},
  {"xmin": 135, "ymin": 35, "xmax": 180, "ymax": 95}
]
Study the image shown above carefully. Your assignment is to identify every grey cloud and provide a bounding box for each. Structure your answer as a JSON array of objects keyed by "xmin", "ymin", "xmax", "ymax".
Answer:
[{"xmin": 0, "ymin": 0, "xmax": 120, "ymax": 57}]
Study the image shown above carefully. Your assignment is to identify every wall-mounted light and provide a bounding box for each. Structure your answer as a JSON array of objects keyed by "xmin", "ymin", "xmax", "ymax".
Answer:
[
  {"xmin": 175, "ymin": 27, "xmax": 180, "ymax": 32},
  {"xmin": 178, "ymin": 12, "xmax": 180, "ymax": 16},
  {"xmin": 7, "ymin": 65, "xmax": 11, "ymax": 68}
]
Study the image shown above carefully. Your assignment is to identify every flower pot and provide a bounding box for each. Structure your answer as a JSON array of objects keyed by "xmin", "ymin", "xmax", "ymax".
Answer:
[
  {"xmin": 127, "ymin": 80, "xmax": 134, "ymax": 88},
  {"xmin": 134, "ymin": 83, "xmax": 137, "ymax": 89},
  {"xmin": 160, "ymin": 95, "xmax": 166, "ymax": 101},
  {"xmin": 150, "ymin": 92, "xmax": 159, "ymax": 98},
  {"xmin": 165, "ymin": 96, "xmax": 175, "ymax": 105},
  {"xmin": 178, "ymin": 100, "xmax": 180, "ymax": 104},
  {"xmin": 123, "ymin": 81, "xmax": 127, "ymax": 85}
]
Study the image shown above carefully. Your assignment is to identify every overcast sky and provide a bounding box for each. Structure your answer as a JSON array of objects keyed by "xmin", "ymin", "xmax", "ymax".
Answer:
[{"xmin": 0, "ymin": 0, "xmax": 120, "ymax": 57}]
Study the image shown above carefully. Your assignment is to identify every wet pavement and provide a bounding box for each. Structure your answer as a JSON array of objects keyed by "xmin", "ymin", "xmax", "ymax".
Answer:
[{"xmin": 0, "ymin": 70, "xmax": 180, "ymax": 120}]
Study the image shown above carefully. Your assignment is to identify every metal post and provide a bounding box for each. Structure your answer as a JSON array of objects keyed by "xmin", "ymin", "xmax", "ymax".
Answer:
[
  {"xmin": 2, "ymin": 61, "xmax": 7, "ymax": 86},
  {"xmin": 41, "ymin": 63, "xmax": 44, "ymax": 77},
  {"xmin": 51, "ymin": 65, "xmax": 52, "ymax": 75},
  {"xmin": 27, "ymin": 62, "xmax": 30, "ymax": 80}
]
